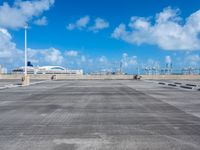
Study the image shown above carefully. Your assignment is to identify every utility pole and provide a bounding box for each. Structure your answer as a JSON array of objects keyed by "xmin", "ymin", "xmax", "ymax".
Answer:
[{"xmin": 22, "ymin": 24, "xmax": 30, "ymax": 86}]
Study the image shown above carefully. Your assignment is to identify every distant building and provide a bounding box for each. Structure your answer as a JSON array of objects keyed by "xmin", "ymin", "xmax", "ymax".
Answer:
[
  {"xmin": 12, "ymin": 66, "xmax": 83, "ymax": 75},
  {"xmin": 0, "ymin": 65, "xmax": 7, "ymax": 74}
]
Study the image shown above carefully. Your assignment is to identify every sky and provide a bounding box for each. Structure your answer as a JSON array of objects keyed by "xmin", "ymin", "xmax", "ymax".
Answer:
[{"xmin": 0, "ymin": 0, "xmax": 200, "ymax": 73}]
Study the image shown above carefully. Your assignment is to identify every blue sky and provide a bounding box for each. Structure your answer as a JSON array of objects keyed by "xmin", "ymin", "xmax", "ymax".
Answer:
[{"xmin": 0, "ymin": 0, "xmax": 200, "ymax": 73}]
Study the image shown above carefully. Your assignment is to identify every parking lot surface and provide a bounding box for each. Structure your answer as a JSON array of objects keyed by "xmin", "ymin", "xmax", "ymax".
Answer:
[
  {"xmin": 0, "ymin": 80, "xmax": 200, "ymax": 150},
  {"xmin": 0, "ymin": 79, "xmax": 21, "ymax": 87}
]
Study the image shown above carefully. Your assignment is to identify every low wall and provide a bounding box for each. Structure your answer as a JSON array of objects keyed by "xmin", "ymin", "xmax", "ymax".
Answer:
[
  {"xmin": 0, "ymin": 74, "xmax": 200, "ymax": 80},
  {"xmin": 0, "ymin": 74, "xmax": 24, "ymax": 79},
  {"xmin": 0, "ymin": 74, "xmax": 134, "ymax": 80}
]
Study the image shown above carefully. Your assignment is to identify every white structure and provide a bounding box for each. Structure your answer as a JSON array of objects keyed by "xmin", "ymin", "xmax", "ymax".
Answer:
[
  {"xmin": 36, "ymin": 66, "xmax": 67, "ymax": 74},
  {"xmin": 12, "ymin": 66, "xmax": 83, "ymax": 75},
  {"xmin": 0, "ymin": 65, "xmax": 7, "ymax": 74}
]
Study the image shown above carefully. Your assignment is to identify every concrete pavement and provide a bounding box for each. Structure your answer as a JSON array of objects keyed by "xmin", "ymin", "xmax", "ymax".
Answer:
[{"xmin": 0, "ymin": 80, "xmax": 200, "ymax": 150}]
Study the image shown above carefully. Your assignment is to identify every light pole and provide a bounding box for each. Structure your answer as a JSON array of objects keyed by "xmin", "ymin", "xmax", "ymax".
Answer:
[
  {"xmin": 22, "ymin": 24, "xmax": 30, "ymax": 85},
  {"xmin": 24, "ymin": 24, "xmax": 28, "ymax": 75}
]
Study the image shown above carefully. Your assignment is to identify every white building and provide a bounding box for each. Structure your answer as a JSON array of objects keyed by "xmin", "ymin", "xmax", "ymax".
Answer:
[
  {"xmin": 12, "ymin": 66, "xmax": 83, "ymax": 75},
  {"xmin": 0, "ymin": 65, "xmax": 7, "ymax": 74}
]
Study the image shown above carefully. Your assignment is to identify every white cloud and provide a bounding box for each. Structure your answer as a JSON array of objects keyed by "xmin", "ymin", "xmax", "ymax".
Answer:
[
  {"xmin": 129, "ymin": 56, "xmax": 138, "ymax": 65},
  {"xmin": 28, "ymin": 48, "xmax": 64, "ymax": 65},
  {"xmin": 121, "ymin": 53, "xmax": 137, "ymax": 67},
  {"xmin": 89, "ymin": 18, "xmax": 109, "ymax": 32},
  {"xmin": 122, "ymin": 53, "xmax": 128, "ymax": 58},
  {"xmin": 165, "ymin": 56, "xmax": 172, "ymax": 64},
  {"xmin": 112, "ymin": 7, "xmax": 200, "ymax": 51},
  {"xmin": 65, "ymin": 50, "xmax": 78, "ymax": 57},
  {"xmin": 0, "ymin": 27, "xmax": 63, "ymax": 67},
  {"xmin": 0, "ymin": 0, "xmax": 54, "ymax": 29},
  {"xmin": 66, "ymin": 16, "xmax": 90, "ymax": 30},
  {"xmin": 76, "ymin": 16, "xmax": 90, "ymax": 28},
  {"xmin": 0, "ymin": 0, "xmax": 57, "ymax": 69},
  {"xmin": 185, "ymin": 54, "xmax": 200, "ymax": 66},
  {"xmin": 0, "ymin": 28, "xmax": 22, "ymax": 62},
  {"xmin": 44, "ymin": 48, "xmax": 63, "ymax": 65},
  {"xmin": 34, "ymin": 16, "xmax": 48, "ymax": 26},
  {"xmin": 66, "ymin": 24, "xmax": 75, "ymax": 30},
  {"xmin": 98, "ymin": 56, "xmax": 108, "ymax": 64},
  {"xmin": 81, "ymin": 55, "xmax": 86, "ymax": 62},
  {"xmin": 67, "ymin": 16, "xmax": 109, "ymax": 32},
  {"xmin": 0, "ymin": 28, "xmax": 14, "ymax": 58}
]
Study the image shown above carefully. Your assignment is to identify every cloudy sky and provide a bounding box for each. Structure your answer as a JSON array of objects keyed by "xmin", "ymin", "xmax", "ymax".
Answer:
[{"xmin": 0, "ymin": 0, "xmax": 200, "ymax": 73}]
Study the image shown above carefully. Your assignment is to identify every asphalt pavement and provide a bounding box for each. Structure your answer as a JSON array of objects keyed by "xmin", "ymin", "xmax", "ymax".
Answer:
[{"xmin": 0, "ymin": 80, "xmax": 200, "ymax": 150}]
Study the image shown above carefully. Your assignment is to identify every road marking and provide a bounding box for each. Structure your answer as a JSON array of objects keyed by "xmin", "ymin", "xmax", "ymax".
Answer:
[
  {"xmin": 0, "ymin": 80, "xmax": 50, "ymax": 90},
  {"xmin": 143, "ymin": 80, "xmax": 199, "ymax": 91}
]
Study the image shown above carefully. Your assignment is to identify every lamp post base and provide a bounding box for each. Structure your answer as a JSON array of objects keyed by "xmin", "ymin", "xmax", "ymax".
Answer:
[{"xmin": 22, "ymin": 75, "xmax": 30, "ymax": 86}]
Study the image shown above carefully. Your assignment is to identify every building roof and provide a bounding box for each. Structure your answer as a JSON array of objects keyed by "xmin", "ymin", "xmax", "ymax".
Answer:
[{"xmin": 39, "ymin": 66, "xmax": 67, "ymax": 71}]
